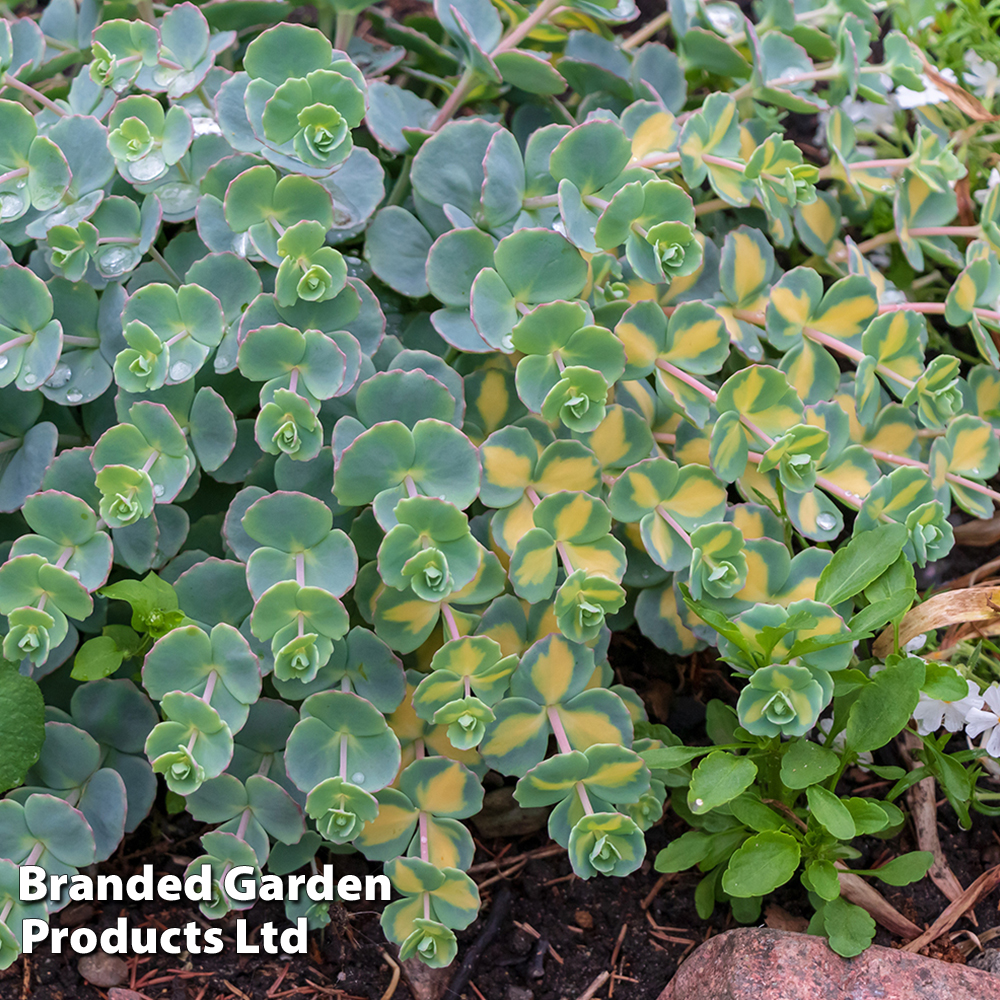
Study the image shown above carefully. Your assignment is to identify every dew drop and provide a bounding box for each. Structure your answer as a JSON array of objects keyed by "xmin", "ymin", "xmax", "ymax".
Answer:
[
  {"xmin": 46, "ymin": 363, "xmax": 72, "ymax": 388},
  {"xmin": 816, "ymin": 512, "xmax": 837, "ymax": 531},
  {"xmin": 971, "ymin": 467, "xmax": 980, "ymax": 475},
  {"xmin": 0, "ymin": 193, "xmax": 23, "ymax": 219},
  {"xmin": 66, "ymin": 389, "xmax": 83, "ymax": 403},
  {"xmin": 0, "ymin": 356, "xmax": 8, "ymax": 370},
  {"xmin": 22, "ymin": 372, "xmax": 37, "ymax": 385},
  {"xmin": 153, "ymin": 483, "xmax": 165, "ymax": 497},
  {"xmin": 694, "ymin": 798, "xmax": 704, "ymax": 808},
  {"xmin": 97, "ymin": 245, "xmax": 136, "ymax": 276},
  {"xmin": 351, "ymin": 772, "xmax": 365, "ymax": 784},
  {"xmin": 746, "ymin": 343, "xmax": 762, "ymax": 357},
  {"xmin": 66, "ymin": 569, "xmax": 81, "ymax": 580},
  {"xmin": 169, "ymin": 360, "xmax": 193, "ymax": 381}
]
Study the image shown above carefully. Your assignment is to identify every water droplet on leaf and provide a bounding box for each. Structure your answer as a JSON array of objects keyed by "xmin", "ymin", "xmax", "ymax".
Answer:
[
  {"xmin": 0, "ymin": 193, "xmax": 23, "ymax": 218},
  {"xmin": 169, "ymin": 360, "xmax": 193, "ymax": 381},
  {"xmin": 46, "ymin": 363, "xmax": 72, "ymax": 388},
  {"xmin": 816, "ymin": 512, "xmax": 837, "ymax": 531},
  {"xmin": 351, "ymin": 772, "xmax": 365, "ymax": 784},
  {"xmin": 66, "ymin": 389, "xmax": 83, "ymax": 403}
]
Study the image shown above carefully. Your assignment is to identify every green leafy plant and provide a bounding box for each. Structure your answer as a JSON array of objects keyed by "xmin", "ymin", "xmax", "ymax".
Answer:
[{"xmin": 1, "ymin": 0, "xmax": 1000, "ymax": 972}]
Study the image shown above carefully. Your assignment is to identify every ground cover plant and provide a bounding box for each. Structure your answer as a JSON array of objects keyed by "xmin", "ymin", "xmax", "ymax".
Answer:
[{"xmin": 3, "ymin": 0, "xmax": 1000, "ymax": 977}]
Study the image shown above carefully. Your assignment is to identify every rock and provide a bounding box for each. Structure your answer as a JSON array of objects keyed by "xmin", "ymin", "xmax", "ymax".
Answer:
[
  {"xmin": 970, "ymin": 947, "xmax": 1000, "ymax": 975},
  {"xmin": 762, "ymin": 903, "xmax": 809, "ymax": 933},
  {"xmin": 574, "ymin": 909, "xmax": 594, "ymax": 930},
  {"xmin": 78, "ymin": 952, "xmax": 128, "ymax": 989},
  {"xmin": 506, "ymin": 987, "xmax": 534, "ymax": 1000},
  {"xmin": 656, "ymin": 929, "xmax": 1000, "ymax": 1000},
  {"xmin": 108, "ymin": 991, "xmax": 144, "ymax": 1000},
  {"xmin": 509, "ymin": 927, "xmax": 535, "ymax": 956},
  {"xmin": 471, "ymin": 787, "xmax": 549, "ymax": 838},
  {"xmin": 401, "ymin": 956, "xmax": 451, "ymax": 1000}
]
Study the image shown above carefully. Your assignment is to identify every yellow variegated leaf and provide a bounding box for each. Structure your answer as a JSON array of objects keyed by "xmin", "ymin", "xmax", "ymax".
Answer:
[
  {"xmin": 668, "ymin": 467, "xmax": 727, "ymax": 519},
  {"xmin": 738, "ymin": 461, "xmax": 779, "ymax": 505},
  {"xmin": 492, "ymin": 495, "xmax": 536, "ymax": 553},
  {"xmin": 532, "ymin": 450, "xmax": 601, "ymax": 495},
  {"xmin": 472, "ymin": 368, "xmax": 517, "ymax": 437},
  {"xmin": 425, "ymin": 817, "xmax": 466, "ymax": 869},
  {"xmin": 795, "ymin": 195, "xmax": 839, "ymax": 252},
  {"xmin": 948, "ymin": 418, "xmax": 996, "ymax": 475},
  {"xmin": 479, "ymin": 707, "xmax": 547, "ymax": 758},
  {"xmin": 408, "ymin": 760, "xmax": 470, "ymax": 815},
  {"xmin": 379, "ymin": 595, "xmax": 441, "ymax": 638},
  {"xmin": 551, "ymin": 492, "xmax": 603, "ymax": 541},
  {"xmin": 557, "ymin": 702, "xmax": 629, "ymax": 749},
  {"xmin": 586, "ymin": 757, "xmax": 645, "ymax": 790},
  {"xmin": 588, "ymin": 406, "xmax": 633, "ymax": 469},
  {"xmin": 770, "ymin": 284, "xmax": 813, "ymax": 329},
  {"xmin": 481, "ymin": 442, "xmax": 533, "ymax": 491},
  {"xmin": 432, "ymin": 873, "xmax": 480, "ymax": 912},
  {"xmin": 358, "ymin": 800, "xmax": 418, "ymax": 848},
  {"xmin": 564, "ymin": 539, "xmax": 627, "ymax": 580},
  {"xmin": 383, "ymin": 894, "xmax": 423, "ymax": 943},
  {"xmin": 726, "ymin": 230, "xmax": 770, "ymax": 306},
  {"xmin": 631, "ymin": 111, "xmax": 678, "ymax": 159},
  {"xmin": 528, "ymin": 634, "xmax": 579, "ymax": 704}
]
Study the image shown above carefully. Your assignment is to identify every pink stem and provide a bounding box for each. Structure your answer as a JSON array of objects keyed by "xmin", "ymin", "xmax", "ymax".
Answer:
[{"xmin": 441, "ymin": 603, "xmax": 461, "ymax": 641}]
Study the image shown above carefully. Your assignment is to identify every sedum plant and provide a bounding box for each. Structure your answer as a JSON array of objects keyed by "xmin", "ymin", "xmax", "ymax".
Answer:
[{"xmin": 1, "ymin": 0, "xmax": 1000, "ymax": 970}]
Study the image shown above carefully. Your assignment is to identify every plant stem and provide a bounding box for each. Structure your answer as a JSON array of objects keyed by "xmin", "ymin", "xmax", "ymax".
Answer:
[
  {"xmin": 334, "ymin": 11, "xmax": 357, "ymax": 50},
  {"xmin": 235, "ymin": 809, "xmax": 252, "ymax": 840},
  {"xmin": 385, "ymin": 155, "xmax": 413, "ymax": 207},
  {"xmin": 0, "ymin": 166, "xmax": 27, "ymax": 187},
  {"xmin": 203, "ymin": 670, "xmax": 218, "ymax": 705},
  {"xmin": 317, "ymin": 4, "xmax": 334, "ymax": 39},
  {"xmin": 430, "ymin": 66, "xmax": 476, "ymax": 131},
  {"xmin": 621, "ymin": 10, "xmax": 669, "ymax": 50},
  {"xmin": 493, "ymin": 0, "xmax": 563, "ymax": 55},
  {"xmin": 295, "ymin": 552, "xmax": 305, "ymax": 586},
  {"xmin": 441, "ymin": 602, "xmax": 461, "ymax": 641},
  {"xmin": 0, "ymin": 334, "xmax": 33, "ymax": 355},
  {"xmin": 655, "ymin": 359, "xmax": 719, "ymax": 402},
  {"xmin": 694, "ymin": 198, "xmax": 729, "ymax": 217},
  {"xmin": 148, "ymin": 245, "xmax": 182, "ymax": 286},
  {"xmin": 2, "ymin": 73, "xmax": 66, "ymax": 116},
  {"xmin": 866, "ymin": 448, "xmax": 1000, "ymax": 504},
  {"xmin": 655, "ymin": 504, "xmax": 691, "ymax": 545}
]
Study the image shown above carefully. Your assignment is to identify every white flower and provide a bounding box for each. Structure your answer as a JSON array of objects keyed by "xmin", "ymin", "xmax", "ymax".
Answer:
[
  {"xmin": 903, "ymin": 633, "xmax": 928, "ymax": 654},
  {"xmin": 894, "ymin": 69, "xmax": 956, "ymax": 110},
  {"xmin": 974, "ymin": 167, "xmax": 1000, "ymax": 206},
  {"xmin": 965, "ymin": 683, "xmax": 1000, "ymax": 757},
  {"xmin": 964, "ymin": 52, "xmax": 999, "ymax": 99},
  {"xmin": 912, "ymin": 680, "xmax": 983, "ymax": 736}
]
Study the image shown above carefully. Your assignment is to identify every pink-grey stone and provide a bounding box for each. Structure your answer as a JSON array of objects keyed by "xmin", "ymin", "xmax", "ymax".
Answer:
[{"xmin": 656, "ymin": 928, "xmax": 1000, "ymax": 1000}]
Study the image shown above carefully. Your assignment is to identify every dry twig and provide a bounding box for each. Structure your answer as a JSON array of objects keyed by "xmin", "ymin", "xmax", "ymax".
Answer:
[
  {"xmin": 379, "ymin": 949, "xmax": 400, "ymax": 1000},
  {"xmin": 904, "ymin": 864, "xmax": 1000, "ymax": 953},
  {"xmin": 575, "ymin": 970, "xmax": 610, "ymax": 1000}
]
